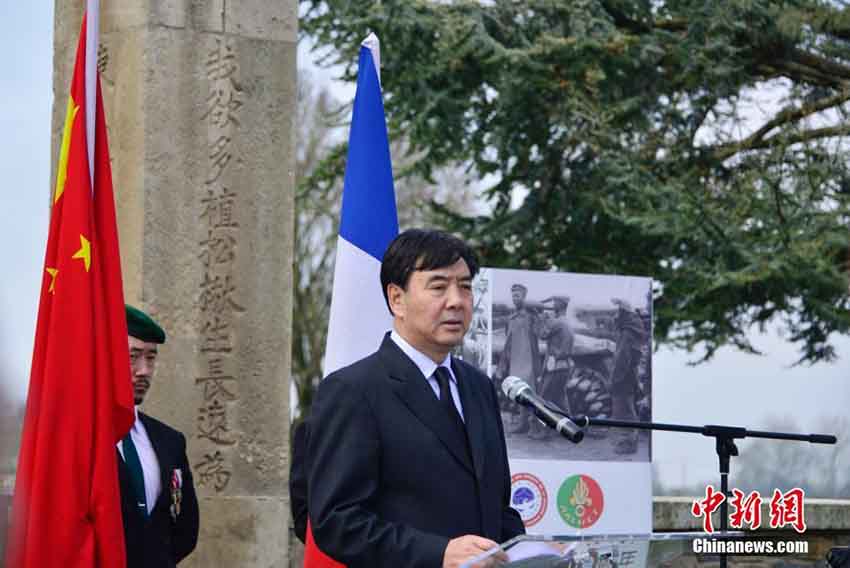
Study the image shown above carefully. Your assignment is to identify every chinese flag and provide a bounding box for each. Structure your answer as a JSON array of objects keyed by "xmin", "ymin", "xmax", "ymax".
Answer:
[
  {"xmin": 304, "ymin": 521, "xmax": 346, "ymax": 568},
  {"xmin": 4, "ymin": 9, "xmax": 135, "ymax": 568}
]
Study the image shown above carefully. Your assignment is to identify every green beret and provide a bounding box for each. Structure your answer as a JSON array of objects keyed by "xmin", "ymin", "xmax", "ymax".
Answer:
[{"xmin": 126, "ymin": 304, "xmax": 166, "ymax": 344}]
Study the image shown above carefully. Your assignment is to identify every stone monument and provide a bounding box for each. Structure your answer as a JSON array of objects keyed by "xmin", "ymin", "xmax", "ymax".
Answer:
[{"xmin": 53, "ymin": 2, "xmax": 297, "ymax": 565}]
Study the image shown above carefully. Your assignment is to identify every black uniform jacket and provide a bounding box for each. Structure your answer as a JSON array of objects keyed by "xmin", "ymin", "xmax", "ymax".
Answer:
[{"xmin": 117, "ymin": 413, "xmax": 199, "ymax": 568}]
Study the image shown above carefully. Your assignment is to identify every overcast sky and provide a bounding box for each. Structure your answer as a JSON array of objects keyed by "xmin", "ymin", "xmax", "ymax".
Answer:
[{"xmin": 2, "ymin": 3, "xmax": 848, "ymax": 491}]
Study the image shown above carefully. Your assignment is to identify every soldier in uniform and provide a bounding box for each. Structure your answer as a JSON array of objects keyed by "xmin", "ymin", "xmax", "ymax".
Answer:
[
  {"xmin": 539, "ymin": 295, "xmax": 575, "ymax": 434},
  {"xmin": 119, "ymin": 305, "xmax": 200, "ymax": 568},
  {"xmin": 608, "ymin": 298, "xmax": 647, "ymax": 454},
  {"xmin": 496, "ymin": 283, "xmax": 542, "ymax": 436}
]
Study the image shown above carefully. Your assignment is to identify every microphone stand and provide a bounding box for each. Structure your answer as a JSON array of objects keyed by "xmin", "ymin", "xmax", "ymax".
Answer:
[{"xmin": 545, "ymin": 406, "xmax": 837, "ymax": 568}]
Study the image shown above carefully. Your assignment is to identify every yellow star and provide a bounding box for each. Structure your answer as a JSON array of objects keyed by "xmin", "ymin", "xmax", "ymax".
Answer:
[
  {"xmin": 45, "ymin": 267, "xmax": 58, "ymax": 294},
  {"xmin": 72, "ymin": 235, "xmax": 91, "ymax": 272},
  {"xmin": 54, "ymin": 97, "xmax": 79, "ymax": 204}
]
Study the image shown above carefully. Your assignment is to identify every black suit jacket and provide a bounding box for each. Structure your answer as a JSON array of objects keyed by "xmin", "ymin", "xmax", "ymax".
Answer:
[
  {"xmin": 308, "ymin": 334, "xmax": 525, "ymax": 567},
  {"xmin": 289, "ymin": 419, "xmax": 309, "ymax": 544},
  {"xmin": 117, "ymin": 413, "xmax": 200, "ymax": 568}
]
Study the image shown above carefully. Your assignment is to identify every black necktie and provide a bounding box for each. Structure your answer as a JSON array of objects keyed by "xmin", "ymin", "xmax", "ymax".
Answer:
[
  {"xmin": 434, "ymin": 366, "xmax": 474, "ymax": 470},
  {"xmin": 122, "ymin": 432, "xmax": 148, "ymax": 518},
  {"xmin": 434, "ymin": 366, "xmax": 465, "ymax": 428}
]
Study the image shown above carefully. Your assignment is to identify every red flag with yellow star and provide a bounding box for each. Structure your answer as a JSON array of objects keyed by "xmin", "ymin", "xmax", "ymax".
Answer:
[{"xmin": 4, "ymin": 8, "xmax": 135, "ymax": 568}]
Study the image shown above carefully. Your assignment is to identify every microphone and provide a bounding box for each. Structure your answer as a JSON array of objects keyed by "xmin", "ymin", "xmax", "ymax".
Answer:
[{"xmin": 502, "ymin": 376, "xmax": 584, "ymax": 443}]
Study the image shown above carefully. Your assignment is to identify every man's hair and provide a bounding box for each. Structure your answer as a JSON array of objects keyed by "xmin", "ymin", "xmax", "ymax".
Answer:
[{"xmin": 380, "ymin": 229, "xmax": 480, "ymax": 314}]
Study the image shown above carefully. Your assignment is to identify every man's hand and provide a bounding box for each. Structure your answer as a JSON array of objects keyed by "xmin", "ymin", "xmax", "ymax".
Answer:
[{"xmin": 443, "ymin": 535, "xmax": 507, "ymax": 568}]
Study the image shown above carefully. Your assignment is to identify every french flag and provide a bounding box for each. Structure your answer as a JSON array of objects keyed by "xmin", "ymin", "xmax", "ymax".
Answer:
[
  {"xmin": 323, "ymin": 33, "xmax": 399, "ymax": 377},
  {"xmin": 304, "ymin": 34, "xmax": 398, "ymax": 568}
]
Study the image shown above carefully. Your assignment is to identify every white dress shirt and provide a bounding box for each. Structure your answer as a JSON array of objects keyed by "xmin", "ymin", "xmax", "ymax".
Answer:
[
  {"xmin": 117, "ymin": 407, "xmax": 162, "ymax": 515},
  {"xmin": 390, "ymin": 330, "xmax": 465, "ymax": 421}
]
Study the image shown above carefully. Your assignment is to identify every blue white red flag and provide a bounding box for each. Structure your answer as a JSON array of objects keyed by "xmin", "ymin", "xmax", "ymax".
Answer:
[
  {"xmin": 323, "ymin": 33, "xmax": 399, "ymax": 377},
  {"xmin": 306, "ymin": 33, "xmax": 399, "ymax": 568}
]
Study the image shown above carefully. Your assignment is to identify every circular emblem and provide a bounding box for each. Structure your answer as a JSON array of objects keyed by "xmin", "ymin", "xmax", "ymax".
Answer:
[
  {"xmin": 557, "ymin": 474, "xmax": 604, "ymax": 529},
  {"xmin": 510, "ymin": 473, "xmax": 548, "ymax": 527}
]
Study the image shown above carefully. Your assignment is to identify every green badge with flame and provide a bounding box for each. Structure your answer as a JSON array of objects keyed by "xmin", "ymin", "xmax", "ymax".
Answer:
[{"xmin": 557, "ymin": 474, "xmax": 604, "ymax": 529}]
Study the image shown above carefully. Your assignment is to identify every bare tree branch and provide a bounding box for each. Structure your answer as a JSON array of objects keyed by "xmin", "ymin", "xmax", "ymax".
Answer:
[
  {"xmin": 713, "ymin": 123, "xmax": 850, "ymax": 161},
  {"xmin": 789, "ymin": 47, "xmax": 850, "ymax": 81},
  {"xmin": 753, "ymin": 89, "xmax": 850, "ymax": 143}
]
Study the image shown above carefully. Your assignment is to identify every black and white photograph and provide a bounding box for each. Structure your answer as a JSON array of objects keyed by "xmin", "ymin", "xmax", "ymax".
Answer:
[
  {"xmin": 455, "ymin": 269, "xmax": 492, "ymax": 374},
  {"xmin": 461, "ymin": 268, "xmax": 653, "ymax": 462}
]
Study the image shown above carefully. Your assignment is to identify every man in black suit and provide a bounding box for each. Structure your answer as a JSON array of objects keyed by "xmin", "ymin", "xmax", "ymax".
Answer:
[
  {"xmin": 309, "ymin": 229, "xmax": 525, "ymax": 568},
  {"xmin": 119, "ymin": 305, "xmax": 199, "ymax": 568}
]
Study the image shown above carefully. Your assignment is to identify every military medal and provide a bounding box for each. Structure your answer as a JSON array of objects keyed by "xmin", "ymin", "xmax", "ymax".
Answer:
[{"xmin": 170, "ymin": 469, "xmax": 183, "ymax": 521}]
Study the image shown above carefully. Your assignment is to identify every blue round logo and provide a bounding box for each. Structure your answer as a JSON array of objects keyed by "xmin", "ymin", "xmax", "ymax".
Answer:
[{"xmin": 511, "ymin": 473, "xmax": 548, "ymax": 527}]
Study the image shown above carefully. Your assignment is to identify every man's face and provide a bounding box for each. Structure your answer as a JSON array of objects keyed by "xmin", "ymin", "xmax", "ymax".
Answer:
[
  {"xmin": 511, "ymin": 288, "xmax": 527, "ymax": 308},
  {"xmin": 129, "ymin": 336, "xmax": 158, "ymax": 405},
  {"xmin": 389, "ymin": 258, "xmax": 473, "ymax": 362}
]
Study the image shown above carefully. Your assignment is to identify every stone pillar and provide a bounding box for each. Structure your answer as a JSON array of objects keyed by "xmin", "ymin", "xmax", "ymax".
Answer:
[{"xmin": 53, "ymin": 3, "xmax": 297, "ymax": 565}]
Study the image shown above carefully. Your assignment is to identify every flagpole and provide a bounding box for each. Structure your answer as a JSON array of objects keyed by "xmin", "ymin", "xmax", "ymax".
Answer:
[
  {"xmin": 85, "ymin": 0, "xmax": 99, "ymax": 186},
  {"xmin": 361, "ymin": 33, "xmax": 381, "ymax": 85}
]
